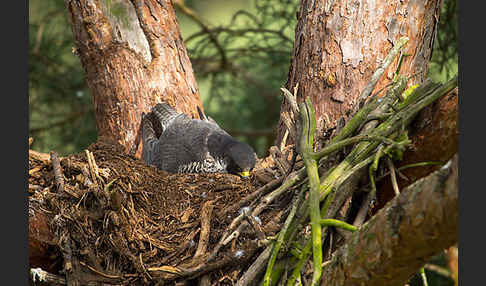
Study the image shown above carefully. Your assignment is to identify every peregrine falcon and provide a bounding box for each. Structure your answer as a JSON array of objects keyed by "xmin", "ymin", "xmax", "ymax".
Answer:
[{"xmin": 142, "ymin": 103, "xmax": 256, "ymax": 178}]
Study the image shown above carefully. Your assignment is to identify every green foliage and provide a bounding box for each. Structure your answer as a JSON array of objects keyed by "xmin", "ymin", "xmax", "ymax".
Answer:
[
  {"xmin": 427, "ymin": 0, "xmax": 458, "ymax": 82},
  {"xmin": 29, "ymin": 0, "xmax": 96, "ymax": 155},
  {"xmin": 176, "ymin": 0, "xmax": 298, "ymax": 156}
]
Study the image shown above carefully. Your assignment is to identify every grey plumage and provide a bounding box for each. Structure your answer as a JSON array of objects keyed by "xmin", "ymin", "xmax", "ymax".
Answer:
[{"xmin": 142, "ymin": 103, "xmax": 256, "ymax": 176}]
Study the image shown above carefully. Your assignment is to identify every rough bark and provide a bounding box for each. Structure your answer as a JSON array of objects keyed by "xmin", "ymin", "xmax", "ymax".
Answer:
[
  {"xmin": 276, "ymin": 0, "xmax": 443, "ymax": 148},
  {"xmin": 321, "ymin": 153, "xmax": 458, "ymax": 286},
  {"xmin": 65, "ymin": 0, "xmax": 202, "ymax": 157}
]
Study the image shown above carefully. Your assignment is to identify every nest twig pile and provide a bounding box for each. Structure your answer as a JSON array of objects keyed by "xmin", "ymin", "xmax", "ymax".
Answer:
[{"xmin": 29, "ymin": 139, "xmax": 298, "ymax": 285}]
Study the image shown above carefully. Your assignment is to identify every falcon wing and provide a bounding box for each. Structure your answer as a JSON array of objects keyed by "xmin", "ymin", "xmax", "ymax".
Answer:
[{"xmin": 157, "ymin": 118, "xmax": 214, "ymax": 172}]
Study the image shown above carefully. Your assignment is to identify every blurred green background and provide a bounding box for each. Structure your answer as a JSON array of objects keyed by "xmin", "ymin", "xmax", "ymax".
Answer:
[{"xmin": 28, "ymin": 0, "xmax": 458, "ymax": 159}]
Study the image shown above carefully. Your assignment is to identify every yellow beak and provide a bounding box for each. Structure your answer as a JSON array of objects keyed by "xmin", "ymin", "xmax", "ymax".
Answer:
[{"xmin": 237, "ymin": 171, "xmax": 250, "ymax": 178}]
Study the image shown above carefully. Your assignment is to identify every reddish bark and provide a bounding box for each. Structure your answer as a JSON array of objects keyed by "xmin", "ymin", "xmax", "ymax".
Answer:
[
  {"xmin": 66, "ymin": 0, "xmax": 202, "ymax": 157},
  {"xmin": 29, "ymin": 204, "xmax": 57, "ymax": 272},
  {"xmin": 276, "ymin": 0, "xmax": 443, "ymax": 148}
]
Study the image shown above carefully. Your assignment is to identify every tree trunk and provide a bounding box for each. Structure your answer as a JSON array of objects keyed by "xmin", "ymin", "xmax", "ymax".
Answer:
[
  {"xmin": 276, "ymin": 0, "xmax": 443, "ymax": 148},
  {"xmin": 66, "ymin": 0, "xmax": 202, "ymax": 157}
]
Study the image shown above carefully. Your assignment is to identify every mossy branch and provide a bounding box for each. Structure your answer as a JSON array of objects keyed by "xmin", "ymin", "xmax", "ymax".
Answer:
[
  {"xmin": 258, "ymin": 64, "xmax": 456, "ymax": 285},
  {"xmin": 263, "ymin": 187, "xmax": 304, "ymax": 286},
  {"xmin": 298, "ymin": 98, "xmax": 323, "ymax": 286},
  {"xmin": 319, "ymin": 219, "xmax": 357, "ymax": 232}
]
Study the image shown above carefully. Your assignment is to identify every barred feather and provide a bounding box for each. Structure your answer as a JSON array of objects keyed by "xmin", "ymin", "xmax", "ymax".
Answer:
[{"xmin": 142, "ymin": 102, "xmax": 256, "ymax": 175}]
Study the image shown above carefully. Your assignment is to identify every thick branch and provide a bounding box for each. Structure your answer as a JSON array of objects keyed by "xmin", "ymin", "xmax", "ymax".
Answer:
[{"xmin": 320, "ymin": 154, "xmax": 458, "ymax": 286}]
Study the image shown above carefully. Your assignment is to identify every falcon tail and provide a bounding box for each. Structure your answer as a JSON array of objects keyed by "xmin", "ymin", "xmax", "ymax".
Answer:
[
  {"xmin": 152, "ymin": 103, "xmax": 180, "ymax": 130},
  {"xmin": 141, "ymin": 112, "xmax": 158, "ymax": 166}
]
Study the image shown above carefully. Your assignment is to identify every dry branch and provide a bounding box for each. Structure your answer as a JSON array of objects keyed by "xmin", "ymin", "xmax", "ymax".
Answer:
[
  {"xmin": 194, "ymin": 201, "xmax": 214, "ymax": 261},
  {"xmin": 50, "ymin": 151, "xmax": 65, "ymax": 194}
]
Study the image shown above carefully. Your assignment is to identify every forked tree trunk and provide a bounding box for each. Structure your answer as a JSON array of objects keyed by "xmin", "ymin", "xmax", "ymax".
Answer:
[
  {"xmin": 276, "ymin": 0, "xmax": 443, "ymax": 148},
  {"xmin": 66, "ymin": 0, "xmax": 203, "ymax": 157}
]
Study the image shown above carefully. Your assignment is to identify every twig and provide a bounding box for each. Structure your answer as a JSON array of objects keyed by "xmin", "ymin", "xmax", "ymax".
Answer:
[
  {"xmin": 286, "ymin": 238, "xmax": 312, "ymax": 285},
  {"xmin": 161, "ymin": 229, "xmax": 200, "ymax": 264},
  {"xmin": 368, "ymin": 146, "xmax": 384, "ymax": 198},
  {"xmin": 253, "ymin": 169, "xmax": 306, "ymax": 217},
  {"xmin": 263, "ymin": 187, "xmax": 304, "ymax": 286},
  {"xmin": 30, "ymin": 149, "xmax": 51, "ymax": 163},
  {"xmin": 386, "ymin": 157, "xmax": 401, "ymax": 196},
  {"xmin": 139, "ymin": 253, "xmax": 153, "ymax": 280},
  {"xmin": 79, "ymin": 261, "xmax": 122, "ymax": 280},
  {"xmin": 280, "ymin": 85, "xmax": 300, "ymax": 147},
  {"xmin": 243, "ymin": 211, "xmax": 266, "ymax": 240},
  {"xmin": 285, "ymin": 150, "xmax": 298, "ymax": 179},
  {"xmin": 173, "ymin": 0, "xmax": 228, "ymax": 67},
  {"xmin": 210, "ymin": 169, "xmax": 305, "ymax": 262},
  {"xmin": 84, "ymin": 149, "xmax": 107, "ymax": 189},
  {"xmin": 194, "ymin": 201, "xmax": 214, "ymax": 260},
  {"xmin": 312, "ymin": 134, "xmax": 396, "ymax": 160},
  {"xmin": 29, "ymin": 184, "xmax": 43, "ymax": 192},
  {"xmin": 352, "ymin": 191, "xmax": 375, "ymax": 228},
  {"xmin": 280, "ymin": 84, "xmax": 300, "ymax": 115},
  {"xmin": 319, "ymin": 219, "xmax": 357, "ymax": 232},
  {"xmin": 270, "ymin": 146, "xmax": 291, "ymax": 175},
  {"xmin": 50, "ymin": 151, "xmax": 65, "ymax": 194},
  {"xmin": 280, "ymin": 112, "xmax": 294, "ymax": 149},
  {"xmin": 356, "ymin": 37, "xmax": 409, "ymax": 106},
  {"xmin": 420, "ymin": 267, "xmax": 429, "ymax": 286},
  {"xmin": 236, "ymin": 246, "xmax": 272, "ymax": 286},
  {"xmin": 298, "ymin": 98, "xmax": 323, "ymax": 286},
  {"xmin": 423, "ymin": 263, "xmax": 451, "ymax": 278},
  {"xmin": 219, "ymin": 176, "xmax": 283, "ymax": 217},
  {"xmin": 149, "ymin": 244, "xmax": 260, "ymax": 281},
  {"xmin": 207, "ymin": 209, "xmax": 248, "ymax": 262},
  {"xmin": 360, "ymin": 161, "xmax": 443, "ymax": 190},
  {"xmin": 30, "ymin": 267, "xmax": 127, "ymax": 286},
  {"xmin": 59, "ymin": 233, "xmax": 79, "ymax": 286}
]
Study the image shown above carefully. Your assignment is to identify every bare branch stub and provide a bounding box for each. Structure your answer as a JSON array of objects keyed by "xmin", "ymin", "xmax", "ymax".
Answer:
[{"xmin": 50, "ymin": 151, "xmax": 65, "ymax": 194}]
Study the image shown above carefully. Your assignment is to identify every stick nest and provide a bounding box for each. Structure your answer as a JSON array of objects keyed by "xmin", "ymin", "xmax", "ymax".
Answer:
[{"xmin": 29, "ymin": 139, "xmax": 294, "ymax": 285}]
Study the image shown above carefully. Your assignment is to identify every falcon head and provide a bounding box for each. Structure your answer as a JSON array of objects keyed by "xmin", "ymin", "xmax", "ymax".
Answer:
[{"xmin": 225, "ymin": 141, "xmax": 256, "ymax": 179}]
